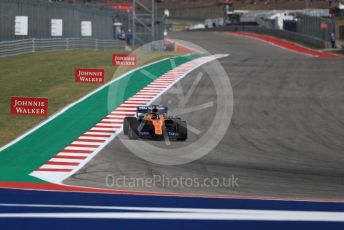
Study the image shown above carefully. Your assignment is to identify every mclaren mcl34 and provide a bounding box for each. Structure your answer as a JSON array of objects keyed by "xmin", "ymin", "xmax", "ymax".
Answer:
[{"xmin": 123, "ymin": 105, "xmax": 188, "ymax": 141}]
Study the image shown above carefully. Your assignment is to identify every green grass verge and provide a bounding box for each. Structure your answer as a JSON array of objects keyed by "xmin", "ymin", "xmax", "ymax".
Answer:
[{"xmin": 0, "ymin": 50, "xmax": 184, "ymax": 147}]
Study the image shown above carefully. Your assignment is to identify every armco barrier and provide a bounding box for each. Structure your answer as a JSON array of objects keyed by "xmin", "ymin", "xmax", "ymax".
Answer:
[
  {"xmin": 0, "ymin": 38, "xmax": 125, "ymax": 57},
  {"xmin": 196, "ymin": 26, "xmax": 326, "ymax": 48}
]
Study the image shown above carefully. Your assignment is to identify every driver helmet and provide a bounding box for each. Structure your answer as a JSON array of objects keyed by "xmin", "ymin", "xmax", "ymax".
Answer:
[
  {"xmin": 151, "ymin": 108, "xmax": 159, "ymax": 119},
  {"xmin": 152, "ymin": 108, "xmax": 159, "ymax": 114}
]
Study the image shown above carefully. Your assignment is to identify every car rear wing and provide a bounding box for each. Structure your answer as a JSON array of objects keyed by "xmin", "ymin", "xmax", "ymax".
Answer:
[{"xmin": 137, "ymin": 106, "xmax": 168, "ymax": 114}]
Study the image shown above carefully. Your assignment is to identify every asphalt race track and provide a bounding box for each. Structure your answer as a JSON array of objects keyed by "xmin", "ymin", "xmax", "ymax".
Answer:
[{"xmin": 66, "ymin": 31, "xmax": 344, "ymax": 200}]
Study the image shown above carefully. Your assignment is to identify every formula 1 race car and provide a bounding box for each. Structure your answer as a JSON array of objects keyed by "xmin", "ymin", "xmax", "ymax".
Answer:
[{"xmin": 123, "ymin": 105, "xmax": 187, "ymax": 141}]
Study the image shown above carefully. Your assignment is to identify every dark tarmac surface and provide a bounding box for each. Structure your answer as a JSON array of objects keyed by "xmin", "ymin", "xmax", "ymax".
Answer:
[{"xmin": 66, "ymin": 31, "xmax": 344, "ymax": 200}]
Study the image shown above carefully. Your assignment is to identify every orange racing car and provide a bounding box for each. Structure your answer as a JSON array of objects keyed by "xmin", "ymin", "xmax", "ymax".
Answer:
[{"xmin": 123, "ymin": 105, "xmax": 187, "ymax": 141}]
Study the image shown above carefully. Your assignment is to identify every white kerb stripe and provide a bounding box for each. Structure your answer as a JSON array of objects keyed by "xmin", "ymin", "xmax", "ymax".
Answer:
[
  {"xmin": 103, "ymin": 117, "xmax": 125, "ymax": 121},
  {"xmin": 57, "ymin": 153, "xmax": 90, "ymax": 157},
  {"xmin": 49, "ymin": 158, "xmax": 84, "ymax": 163},
  {"xmin": 78, "ymin": 136, "xmax": 108, "ymax": 140},
  {"xmin": 90, "ymin": 128, "xmax": 117, "ymax": 131},
  {"xmin": 64, "ymin": 146, "xmax": 98, "ymax": 151},
  {"xmin": 71, "ymin": 141, "xmax": 101, "ymax": 146},
  {"xmin": 39, "ymin": 165, "xmax": 76, "ymax": 170},
  {"xmin": 111, "ymin": 111, "xmax": 136, "ymax": 115},
  {"xmin": 95, "ymin": 123, "xmax": 122, "ymax": 127}
]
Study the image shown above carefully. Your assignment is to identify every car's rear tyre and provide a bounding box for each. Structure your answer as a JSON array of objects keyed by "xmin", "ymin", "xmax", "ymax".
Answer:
[
  {"xmin": 177, "ymin": 121, "xmax": 187, "ymax": 141},
  {"xmin": 123, "ymin": 117, "xmax": 137, "ymax": 135},
  {"xmin": 128, "ymin": 118, "xmax": 139, "ymax": 140}
]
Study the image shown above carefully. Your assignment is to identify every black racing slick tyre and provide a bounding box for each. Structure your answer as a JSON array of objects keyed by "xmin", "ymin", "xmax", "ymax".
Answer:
[
  {"xmin": 123, "ymin": 117, "xmax": 137, "ymax": 135},
  {"xmin": 177, "ymin": 121, "xmax": 187, "ymax": 141},
  {"xmin": 128, "ymin": 118, "xmax": 139, "ymax": 140}
]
